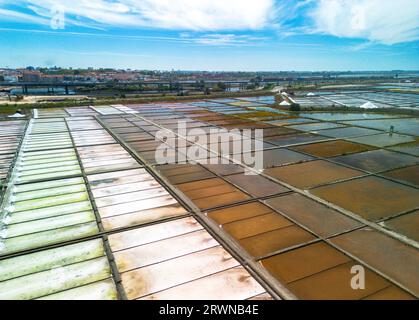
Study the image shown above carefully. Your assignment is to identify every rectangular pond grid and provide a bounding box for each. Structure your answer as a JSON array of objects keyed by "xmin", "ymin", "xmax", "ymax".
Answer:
[{"xmin": 1, "ymin": 97, "xmax": 418, "ymax": 300}]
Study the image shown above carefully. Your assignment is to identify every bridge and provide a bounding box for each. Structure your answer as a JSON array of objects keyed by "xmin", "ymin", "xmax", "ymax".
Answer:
[{"xmin": 0, "ymin": 80, "xmax": 270, "ymax": 95}]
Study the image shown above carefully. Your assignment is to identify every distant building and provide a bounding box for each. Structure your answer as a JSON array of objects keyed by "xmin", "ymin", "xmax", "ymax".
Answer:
[
  {"xmin": 3, "ymin": 75, "xmax": 19, "ymax": 83},
  {"xmin": 113, "ymin": 73, "xmax": 137, "ymax": 82},
  {"xmin": 42, "ymin": 74, "xmax": 64, "ymax": 83},
  {"xmin": 22, "ymin": 70, "xmax": 42, "ymax": 82}
]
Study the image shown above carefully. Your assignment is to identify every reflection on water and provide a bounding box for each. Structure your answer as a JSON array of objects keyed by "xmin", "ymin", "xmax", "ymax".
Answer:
[{"xmin": 11, "ymin": 88, "xmax": 75, "ymax": 95}]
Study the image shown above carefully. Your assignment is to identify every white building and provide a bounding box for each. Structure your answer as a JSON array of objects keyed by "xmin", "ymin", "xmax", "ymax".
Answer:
[{"xmin": 3, "ymin": 75, "xmax": 19, "ymax": 83}]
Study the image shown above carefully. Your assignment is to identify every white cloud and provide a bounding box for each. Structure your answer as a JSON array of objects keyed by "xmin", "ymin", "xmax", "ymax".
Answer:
[
  {"xmin": 1, "ymin": 0, "xmax": 418, "ymax": 45},
  {"xmin": 181, "ymin": 33, "xmax": 268, "ymax": 46},
  {"xmin": 0, "ymin": 7, "xmax": 49, "ymax": 25},
  {"xmin": 0, "ymin": 27, "xmax": 267, "ymax": 47},
  {"xmin": 1, "ymin": 0, "xmax": 275, "ymax": 31},
  {"xmin": 310, "ymin": 0, "xmax": 419, "ymax": 44}
]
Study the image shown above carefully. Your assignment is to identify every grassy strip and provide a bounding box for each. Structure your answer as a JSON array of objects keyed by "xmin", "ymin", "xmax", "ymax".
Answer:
[
  {"xmin": 0, "ymin": 90, "xmax": 273, "ymax": 110},
  {"xmin": 285, "ymin": 105, "xmax": 419, "ymax": 116}
]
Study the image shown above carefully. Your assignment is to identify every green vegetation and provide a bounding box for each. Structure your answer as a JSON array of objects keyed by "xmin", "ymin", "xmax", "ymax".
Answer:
[
  {"xmin": 263, "ymin": 83, "xmax": 276, "ymax": 90},
  {"xmin": 0, "ymin": 90, "xmax": 274, "ymax": 110},
  {"xmin": 288, "ymin": 105, "xmax": 419, "ymax": 116},
  {"xmin": 0, "ymin": 105, "xmax": 18, "ymax": 115},
  {"xmin": 77, "ymin": 84, "xmax": 147, "ymax": 93},
  {"xmin": 290, "ymin": 103, "xmax": 301, "ymax": 111},
  {"xmin": 212, "ymin": 82, "xmax": 228, "ymax": 92}
]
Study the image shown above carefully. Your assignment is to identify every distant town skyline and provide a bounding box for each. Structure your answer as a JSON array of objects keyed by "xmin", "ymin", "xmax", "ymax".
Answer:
[
  {"xmin": 2, "ymin": 67, "xmax": 419, "ymax": 73},
  {"xmin": 1, "ymin": 0, "xmax": 418, "ymax": 71}
]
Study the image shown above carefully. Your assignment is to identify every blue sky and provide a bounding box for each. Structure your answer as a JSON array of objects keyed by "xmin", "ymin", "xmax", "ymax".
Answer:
[{"xmin": 0, "ymin": 0, "xmax": 418, "ymax": 71}]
